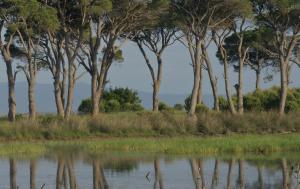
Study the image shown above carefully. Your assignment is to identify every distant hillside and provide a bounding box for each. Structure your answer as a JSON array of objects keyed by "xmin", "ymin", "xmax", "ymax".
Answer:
[{"xmin": 0, "ymin": 82, "xmax": 213, "ymax": 115}]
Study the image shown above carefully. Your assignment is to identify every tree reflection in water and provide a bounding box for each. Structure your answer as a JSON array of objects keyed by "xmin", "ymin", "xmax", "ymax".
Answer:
[{"xmin": 5, "ymin": 155, "xmax": 300, "ymax": 189}]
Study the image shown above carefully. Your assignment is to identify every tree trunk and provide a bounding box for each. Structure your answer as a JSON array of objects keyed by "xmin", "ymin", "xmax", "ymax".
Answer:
[
  {"xmin": 189, "ymin": 40, "xmax": 202, "ymax": 118},
  {"xmin": 222, "ymin": 51, "xmax": 236, "ymax": 114},
  {"xmin": 6, "ymin": 60, "xmax": 16, "ymax": 122},
  {"xmin": 197, "ymin": 67, "xmax": 203, "ymax": 105},
  {"xmin": 255, "ymin": 70, "xmax": 261, "ymax": 91},
  {"xmin": 65, "ymin": 64, "xmax": 76, "ymax": 118},
  {"xmin": 30, "ymin": 160, "xmax": 36, "ymax": 189},
  {"xmin": 10, "ymin": 159, "xmax": 17, "ymax": 189},
  {"xmin": 279, "ymin": 60, "xmax": 288, "ymax": 115},
  {"xmin": 153, "ymin": 82, "xmax": 160, "ymax": 112},
  {"xmin": 237, "ymin": 61, "xmax": 244, "ymax": 115},
  {"xmin": 91, "ymin": 73, "xmax": 100, "ymax": 117},
  {"xmin": 54, "ymin": 59, "xmax": 65, "ymax": 117},
  {"xmin": 28, "ymin": 77, "xmax": 37, "ymax": 120},
  {"xmin": 203, "ymin": 47, "xmax": 219, "ymax": 112}
]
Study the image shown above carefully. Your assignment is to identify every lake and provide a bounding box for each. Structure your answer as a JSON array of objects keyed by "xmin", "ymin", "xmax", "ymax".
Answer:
[{"xmin": 0, "ymin": 149, "xmax": 299, "ymax": 189}]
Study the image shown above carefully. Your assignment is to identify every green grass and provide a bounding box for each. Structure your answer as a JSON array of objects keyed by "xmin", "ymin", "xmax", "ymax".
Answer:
[{"xmin": 0, "ymin": 134, "xmax": 299, "ymax": 156}]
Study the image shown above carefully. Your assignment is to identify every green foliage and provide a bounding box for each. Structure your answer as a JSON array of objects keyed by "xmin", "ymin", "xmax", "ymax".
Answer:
[
  {"xmin": 158, "ymin": 102, "xmax": 171, "ymax": 111},
  {"xmin": 173, "ymin": 104, "xmax": 184, "ymax": 111},
  {"xmin": 78, "ymin": 88, "xmax": 144, "ymax": 113},
  {"xmin": 195, "ymin": 104, "xmax": 210, "ymax": 113},
  {"xmin": 184, "ymin": 95, "xmax": 192, "ymax": 112},
  {"xmin": 219, "ymin": 87, "xmax": 300, "ymax": 113}
]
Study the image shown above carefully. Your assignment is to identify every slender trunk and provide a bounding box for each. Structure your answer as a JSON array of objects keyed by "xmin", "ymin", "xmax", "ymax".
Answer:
[
  {"xmin": 154, "ymin": 159, "xmax": 164, "ymax": 189},
  {"xmin": 279, "ymin": 59, "xmax": 288, "ymax": 115},
  {"xmin": 197, "ymin": 67, "xmax": 203, "ymax": 105},
  {"xmin": 153, "ymin": 82, "xmax": 160, "ymax": 112},
  {"xmin": 223, "ymin": 58, "xmax": 236, "ymax": 114},
  {"xmin": 93, "ymin": 160, "xmax": 100, "ymax": 189},
  {"xmin": 54, "ymin": 60, "xmax": 65, "ymax": 117},
  {"xmin": 203, "ymin": 47, "xmax": 219, "ymax": 111},
  {"xmin": 28, "ymin": 77, "xmax": 37, "ymax": 120},
  {"xmin": 56, "ymin": 159, "xmax": 65, "ymax": 189},
  {"xmin": 189, "ymin": 40, "xmax": 202, "ymax": 117},
  {"xmin": 30, "ymin": 160, "xmax": 36, "ymax": 189},
  {"xmin": 211, "ymin": 159, "xmax": 220, "ymax": 188},
  {"xmin": 154, "ymin": 56, "xmax": 163, "ymax": 112},
  {"xmin": 10, "ymin": 159, "xmax": 17, "ymax": 189},
  {"xmin": 91, "ymin": 73, "xmax": 100, "ymax": 116},
  {"xmin": 237, "ymin": 60, "xmax": 244, "ymax": 115},
  {"xmin": 255, "ymin": 70, "xmax": 261, "ymax": 91},
  {"xmin": 6, "ymin": 60, "xmax": 16, "ymax": 122},
  {"xmin": 65, "ymin": 64, "xmax": 75, "ymax": 118},
  {"xmin": 237, "ymin": 160, "xmax": 245, "ymax": 189}
]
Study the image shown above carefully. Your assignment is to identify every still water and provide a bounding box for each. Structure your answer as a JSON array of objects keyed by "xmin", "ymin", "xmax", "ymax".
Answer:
[{"xmin": 1, "ymin": 151, "xmax": 300, "ymax": 189}]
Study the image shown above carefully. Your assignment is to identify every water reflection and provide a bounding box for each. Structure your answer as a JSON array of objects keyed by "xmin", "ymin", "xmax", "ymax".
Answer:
[{"xmin": 3, "ymin": 155, "xmax": 300, "ymax": 189}]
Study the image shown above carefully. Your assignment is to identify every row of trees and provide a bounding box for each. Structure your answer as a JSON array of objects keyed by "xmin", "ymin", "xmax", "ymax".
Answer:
[{"xmin": 0, "ymin": 0, "xmax": 300, "ymax": 122}]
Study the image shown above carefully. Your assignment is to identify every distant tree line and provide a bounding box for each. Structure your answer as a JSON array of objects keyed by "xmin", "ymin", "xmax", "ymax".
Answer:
[{"xmin": 0, "ymin": 0, "xmax": 300, "ymax": 122}]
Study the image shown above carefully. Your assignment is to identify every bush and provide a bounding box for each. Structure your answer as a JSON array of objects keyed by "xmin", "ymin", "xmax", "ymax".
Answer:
[
  {"xmin": 158, "ymin": 102, "xmax": 171, "ymax": 111},
  {"xmin": 174, "ymin": 104, "xmax": 184, "ymax": 111},
  {"xmin": 219, "ymin": 87, "xmax": 300, "ymax": 113},
  {"xmin": 78, "ymin": 87, "xmax": 144, "ymax": 113},
  {"xmin": 195, "ymin": 104, "xmax": 210, "ymax": 113},
  {"xmin": 184, "ymin": 95, "xmax": 210, "ymax": 113}
]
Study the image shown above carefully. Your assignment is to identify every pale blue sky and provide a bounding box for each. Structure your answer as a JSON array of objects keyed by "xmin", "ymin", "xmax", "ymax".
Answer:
[{"xmin": 1, "ymin": 41, "xmax": 300, "ymax": 96}]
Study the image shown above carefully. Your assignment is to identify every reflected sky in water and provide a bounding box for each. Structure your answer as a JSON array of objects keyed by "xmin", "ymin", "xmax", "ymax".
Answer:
[{"xmin": 0, "ymin": 152, "xmax": 299, "ymax": 189}]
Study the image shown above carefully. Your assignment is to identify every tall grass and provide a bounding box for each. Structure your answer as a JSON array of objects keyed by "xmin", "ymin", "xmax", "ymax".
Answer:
[{"xmin": 0, "ymin": 111, "xmax": 300, "ymax": 140}]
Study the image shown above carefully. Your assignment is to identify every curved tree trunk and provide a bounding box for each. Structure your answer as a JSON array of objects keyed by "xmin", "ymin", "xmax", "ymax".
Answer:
[
  {"xmin": 65, "ymin": 64, "xmax": 76, "ymax": 118},
  {"xmin": 203, "ymin": 48, "xmax": 219, "ymax": 112},
  {"xmin": 189, "ymin": 40, "xmax": 202, "ymax": 118},
  {"xmin": 224, "ymin": 61, "xmax": 236, "ymax": 114}
]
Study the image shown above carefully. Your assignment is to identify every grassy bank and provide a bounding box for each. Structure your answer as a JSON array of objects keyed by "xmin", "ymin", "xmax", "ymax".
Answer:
[
  {"xmin": 0, "ymin": 134, "xmax": 300, "ymax": 156},
  {"xmin": 1, "ymin": 111, "xmax": 300, "ymax": 140}
]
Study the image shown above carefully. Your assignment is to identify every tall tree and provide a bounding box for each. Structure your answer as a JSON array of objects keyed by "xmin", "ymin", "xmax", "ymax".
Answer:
[
  {"xmin": 78, "ymin": 0, "xmax": 146, "ymax": 116},
  {"xmin": 3, "ymin": 0, "xmax": 59, "ymax": 120},
  {"xmin": 132, "ymin": 0, "xmax": 178, "ymax": 112},
  {"xmin": 0, "ymin": 4, "xmax": 17, "ymax": 122},
  {"xmin": 253, "ymin": 0, "xmax": 300, "ymax": 115}
]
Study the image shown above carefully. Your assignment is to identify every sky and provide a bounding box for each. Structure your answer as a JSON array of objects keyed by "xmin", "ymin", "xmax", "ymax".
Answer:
[{"xmin": 1, "ymin": 40, "xmax": 300, "ymax": 97}]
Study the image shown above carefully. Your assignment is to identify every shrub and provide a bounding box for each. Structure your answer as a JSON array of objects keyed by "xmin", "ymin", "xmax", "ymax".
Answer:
[
  {"xmin": 195, "ymin": 104, "xmax": 210, "ymax": 113},
  {"xmin": 78, "ymin": 87, "xmax": 144, "ymax": 113},
  {"xmin": 158, "ymin": 102, "xmax": 171, "ymax": 111},
  {"xmin": 219, "ymin": 87, "xmax": 300, "ymax": 113},
  {"xmin": 174, "ymin": 104, "xmax": 184, "ymax": 111}
]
